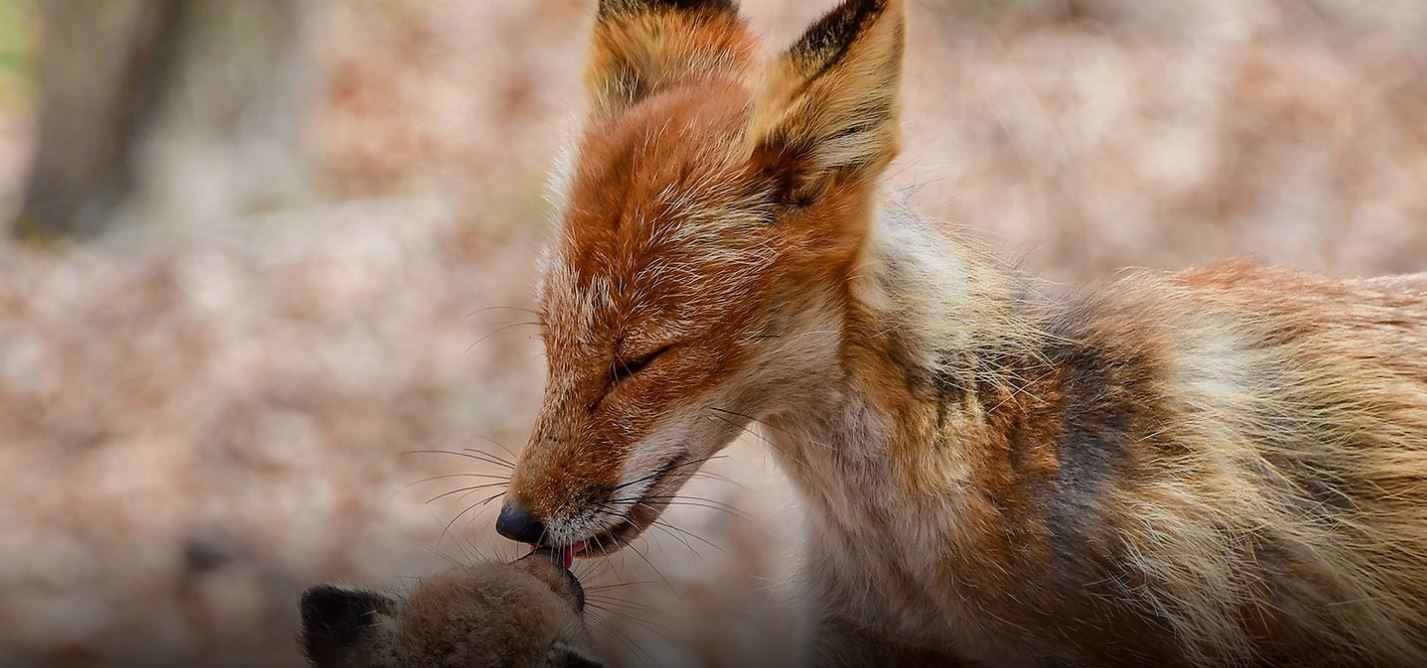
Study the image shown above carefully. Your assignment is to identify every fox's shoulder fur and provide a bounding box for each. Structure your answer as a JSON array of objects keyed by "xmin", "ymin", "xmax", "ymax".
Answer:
[
  {"xmin": 796, "ymin": 214, "xmax": 1427, "ymax": 665},
  {"xmin": 497, "ymin": 0, "xmax": 1427, "ymax": 665}
]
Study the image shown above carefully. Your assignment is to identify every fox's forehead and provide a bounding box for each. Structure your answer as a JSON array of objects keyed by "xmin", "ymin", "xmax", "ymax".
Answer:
[{"xmin": 539, "ymin": 85, "xmax": 779, "ymax": 347}]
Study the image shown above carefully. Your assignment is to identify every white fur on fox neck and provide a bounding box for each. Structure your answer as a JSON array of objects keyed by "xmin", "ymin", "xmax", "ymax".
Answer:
[{"xmin": 765, "ymin": 204, "xmax": 1036, "ymax": 663}]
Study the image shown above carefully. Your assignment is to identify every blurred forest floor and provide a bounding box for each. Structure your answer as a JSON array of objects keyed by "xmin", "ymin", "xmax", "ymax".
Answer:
[{"xmin": 0, "ymin": 1, "xmax": 1425, "ymax": 666}]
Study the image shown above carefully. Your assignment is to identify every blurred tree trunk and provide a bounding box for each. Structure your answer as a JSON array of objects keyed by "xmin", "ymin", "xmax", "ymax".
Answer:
[
  {"xmin": 13, "ymin": 2, "xmax": 182, "ymax": 239},
  {"xmin": 14, "ymin": 0, "xmax": 311, "ymax": 241}
]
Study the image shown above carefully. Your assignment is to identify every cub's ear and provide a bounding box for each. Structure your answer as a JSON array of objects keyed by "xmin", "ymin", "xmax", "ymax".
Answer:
[
  {"xmin": 749, "ymin": 0, "xmax": 905, "ymax": 206},
  {"xmin": 586, "ymin": 0, "xmax": 754, "ymax": 119},
  {"xmin": 299, "ymin": 585, "xmax": 399, "ymax": 667}
]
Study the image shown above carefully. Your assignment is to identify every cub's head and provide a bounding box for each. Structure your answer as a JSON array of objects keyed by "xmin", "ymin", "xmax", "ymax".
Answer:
[
  {"xmin": 499, "ymin": 0, "xmax": 905, "ymax": 552},
  {"xmin": 299, "ymin": 550, "xmax": 601, "ymax": 668}
]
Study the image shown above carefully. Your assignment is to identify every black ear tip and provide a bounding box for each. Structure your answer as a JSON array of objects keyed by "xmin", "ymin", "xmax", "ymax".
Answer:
[
  {"xmin": 300, "ymin": 585, "xmax": 391, "ymax": 654},
  {"xmin": 667, "ymin": 0, "xmax": 736, "ymax": 9},
  {"xmin": 301, "ymin": 584, "xmax": 387, "ymax": 623},
  {"xmin": 301, "ymin": 585, "xmax": 358, "ymax": 622},
  {"xmin": 564, "ymin": 652, "xmax": 606, "ymax": 668},
  {"xmin": 598, "ymin": 0, "xmax": 737, "ymax": 19},
  {"xmin": 790, "ymin": 0, "xmax": 896, "ymax": 72}
]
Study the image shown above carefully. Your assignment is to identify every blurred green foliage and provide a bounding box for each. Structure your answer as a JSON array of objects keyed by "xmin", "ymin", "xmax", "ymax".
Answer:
[{"xmin": 0, "ymin": 0, "xmax": 33, "ymax": 108}]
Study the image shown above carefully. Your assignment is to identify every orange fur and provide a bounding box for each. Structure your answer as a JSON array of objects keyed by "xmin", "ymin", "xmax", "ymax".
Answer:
[{"xmin": 504, "ymin": 1, "xmax": 1427, "ymax": 665}]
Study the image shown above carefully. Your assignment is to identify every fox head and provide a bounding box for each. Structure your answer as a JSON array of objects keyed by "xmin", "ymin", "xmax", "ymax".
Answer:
[{"xmin": 497, "ymin": 0, "xmax": 905, "ymax": 552}]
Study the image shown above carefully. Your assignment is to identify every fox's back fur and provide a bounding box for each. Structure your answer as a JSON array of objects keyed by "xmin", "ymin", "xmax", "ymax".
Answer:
[
  {"xmin": 784, "ymin": 215, "xmax": 1427, "ymax": 665},
  {"xmin": 496, "ymin": 0, "xmax": 1427, "ymax": 665}
]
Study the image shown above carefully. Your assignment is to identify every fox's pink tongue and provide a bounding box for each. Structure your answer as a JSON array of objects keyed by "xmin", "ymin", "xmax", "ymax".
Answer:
[
  {"xmin": 527, "ymin": 541, "xmax": 587, "ymax": 568},
  {"xmin": 563, "ymin": 540, "xmax": 588, "ymax": 568}
]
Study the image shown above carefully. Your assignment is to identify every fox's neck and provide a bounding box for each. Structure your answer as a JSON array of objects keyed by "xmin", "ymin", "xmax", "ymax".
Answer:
[
  {"xmin": 760, "ymin": 204, "xmax": 1050, "ymax": 648},
  {"xmin": 767, "ymin": 203, "xmax": 1047, "ymax": 507}
]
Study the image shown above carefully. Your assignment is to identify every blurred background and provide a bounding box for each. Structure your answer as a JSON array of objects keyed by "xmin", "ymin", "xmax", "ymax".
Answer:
[{"xmin": 0, "ymin": 0, "xmax": 1423, "ymax": 666}]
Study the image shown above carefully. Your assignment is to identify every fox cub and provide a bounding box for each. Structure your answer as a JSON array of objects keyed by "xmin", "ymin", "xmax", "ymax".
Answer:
[
  {"xmin": 299, "ymin": 549, "xmax": 601, "ymax": 668},
  {"xmin": 489, "ymin": 0, "xmax": 1427, "ymax": 665}
]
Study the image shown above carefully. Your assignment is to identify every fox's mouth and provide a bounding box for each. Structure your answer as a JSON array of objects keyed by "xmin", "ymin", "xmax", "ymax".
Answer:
[
  {"xmin": 563, "ymin": 453, "xmax": 693, "ymax": 562},
  {"xmin": 567, "ymin": 500, "xmax": 662, "ymax": 559}
]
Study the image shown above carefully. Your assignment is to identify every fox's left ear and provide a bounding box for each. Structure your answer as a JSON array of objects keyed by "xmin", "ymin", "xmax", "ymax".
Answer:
[
  {"xmin": 585, "ymin": 0, "xmax": 755, "ymax": 119},
  {"xmin": 749, "ymin": 0, "xmax": 904, "ymax": 206}
]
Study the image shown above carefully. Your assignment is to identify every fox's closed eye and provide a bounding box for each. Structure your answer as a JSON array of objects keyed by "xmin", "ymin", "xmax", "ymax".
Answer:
[{"xmin": 610, "ymin": 344, "xmax": 674, "ymax": 387}]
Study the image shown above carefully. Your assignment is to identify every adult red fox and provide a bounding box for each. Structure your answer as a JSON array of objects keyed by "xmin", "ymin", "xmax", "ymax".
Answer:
[{"xmin": 494, "ymin": 0, "xmax": 1427, "ymax": 664}]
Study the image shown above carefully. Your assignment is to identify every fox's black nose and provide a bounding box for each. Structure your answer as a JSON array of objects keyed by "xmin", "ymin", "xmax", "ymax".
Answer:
[{"xmin": 496, "ymin": 500, "xmax": 546, "ymax": 544}]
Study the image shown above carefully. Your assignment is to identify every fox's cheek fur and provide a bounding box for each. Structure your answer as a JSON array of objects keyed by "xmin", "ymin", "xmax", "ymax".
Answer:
[
  {"xmin": 509, "ymin": 306, "xmax": 764, "ymax": 537},
  {"xmin": 613, "ymin": 290, "xmax": 851, "ymax": 478},
  {"xmin": 511, "ymin": 276, "xmax": 848, "ymax": 547},
  {"xmin": 510, "ymin": 354, "xmax": 747, "ymax": 545}
]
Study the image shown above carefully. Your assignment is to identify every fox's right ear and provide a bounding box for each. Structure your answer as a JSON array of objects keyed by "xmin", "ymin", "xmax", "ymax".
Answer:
[
  {"xmin": 749, "ymin": 0, "xmax": 904, "ymax": 207},
  {"xmin": 299, "ymin": 585, "xmax": 400, "ymax": 667},
  {"xmin": 585, "ymin": 0, "xmax": 755, "ymax": 119}
]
